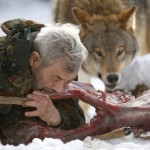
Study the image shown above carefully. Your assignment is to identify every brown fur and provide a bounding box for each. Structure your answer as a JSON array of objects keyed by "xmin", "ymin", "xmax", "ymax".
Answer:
[{"xmin": 52, "ymin": 0, "xmax": 141, "ymax": 91}]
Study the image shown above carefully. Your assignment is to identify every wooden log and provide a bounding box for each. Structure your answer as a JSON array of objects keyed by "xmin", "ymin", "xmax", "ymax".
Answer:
[{"xmin": 0, "ymin": 96, "xmax": 29, "ymax": 105}]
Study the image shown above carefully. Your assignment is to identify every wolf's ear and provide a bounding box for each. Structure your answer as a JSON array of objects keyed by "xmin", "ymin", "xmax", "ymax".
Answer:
[
  {"xmin": 118, "ymin": 6, "xmax": 136, "ymax": 31},
  {"xmin": 72, "ymin": 7, "xmax": 91, "ymax": 25}
]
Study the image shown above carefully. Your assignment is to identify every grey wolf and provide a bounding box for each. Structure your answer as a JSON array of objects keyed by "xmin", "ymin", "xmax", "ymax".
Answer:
[{"xmin": 52, "ymin": 0, "xmax": 150, "ymax": 91}]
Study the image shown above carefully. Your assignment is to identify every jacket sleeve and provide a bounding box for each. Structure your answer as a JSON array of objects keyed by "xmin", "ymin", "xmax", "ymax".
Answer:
[{"xmin": 53, "ymin": 98, "xmax": 85, "ymax": 129}]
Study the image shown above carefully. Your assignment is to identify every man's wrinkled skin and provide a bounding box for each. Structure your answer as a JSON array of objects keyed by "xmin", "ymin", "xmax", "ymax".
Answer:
[{"xmin": 23, "ymin": 51, "xmax": 78, "ymax": 126}]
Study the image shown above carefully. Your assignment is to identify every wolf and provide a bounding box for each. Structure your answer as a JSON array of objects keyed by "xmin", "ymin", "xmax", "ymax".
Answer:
[{"xmin": 51, "ymin": 0, "xmax": 149, "ymax": 91}]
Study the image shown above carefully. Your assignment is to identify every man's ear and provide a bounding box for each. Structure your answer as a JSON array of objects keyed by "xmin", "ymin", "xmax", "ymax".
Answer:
[{"xmin": 29, "ymin": 51, "xmax": 41, "ymax": 69}]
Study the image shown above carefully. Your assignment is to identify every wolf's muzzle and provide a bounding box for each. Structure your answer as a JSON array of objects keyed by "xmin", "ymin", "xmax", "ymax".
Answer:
[{"xmin": 107, "ymin": 74, "xmax": 119, "ymax": 84}]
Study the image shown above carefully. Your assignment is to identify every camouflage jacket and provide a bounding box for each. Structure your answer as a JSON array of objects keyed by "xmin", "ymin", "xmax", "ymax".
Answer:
[{"xmin": 0, "ymin": 19, "xmax": 85, "ymax": 130}]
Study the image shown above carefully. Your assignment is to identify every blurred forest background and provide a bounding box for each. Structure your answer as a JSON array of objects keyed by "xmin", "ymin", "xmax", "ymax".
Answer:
[{"xmin": 0, "ymin": 0, "xmax": 51, "ymax": 35}]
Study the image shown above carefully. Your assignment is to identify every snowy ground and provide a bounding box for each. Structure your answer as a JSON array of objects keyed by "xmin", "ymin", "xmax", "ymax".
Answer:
[
  {"xmin": 1, "ymin": 134, "xmax": 150, "ymax": 150},
  {"xmin": 0, "ymin": 0, "xmax": 150, "ymax": 149}
]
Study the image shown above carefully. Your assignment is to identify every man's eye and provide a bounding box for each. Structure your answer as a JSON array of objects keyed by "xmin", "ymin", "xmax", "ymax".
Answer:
[
  {"xmin": 56, "ymin": 77, "xmax": 62, "ymax": 82},
  {"xmin": 55, "ymin": 78, "xmax": 60, "ymax": 82},
  {"xmin": 52, "ymin": 75, "xmax": 60, "ymax": 82},
  {"xmin": 55, "ymin": 75, "xmax": 66, "ymax": 83}
]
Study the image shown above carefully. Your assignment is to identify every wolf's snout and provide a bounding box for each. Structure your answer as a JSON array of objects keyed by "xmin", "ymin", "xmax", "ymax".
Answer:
[{"xmin": 107, "ymin": 74, "xmax": 119, "ymax": 84}]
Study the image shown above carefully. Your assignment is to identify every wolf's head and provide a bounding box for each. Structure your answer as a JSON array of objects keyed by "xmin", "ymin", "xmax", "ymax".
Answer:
[{"xmin": 72, "ymin": 6, "xmax": 138, "ymax": 91}]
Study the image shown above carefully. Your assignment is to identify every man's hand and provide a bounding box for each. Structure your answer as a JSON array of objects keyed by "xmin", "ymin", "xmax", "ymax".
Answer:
[{"xmin": 22, "ymin": 91, "xmax": 61, "ymax": 127}]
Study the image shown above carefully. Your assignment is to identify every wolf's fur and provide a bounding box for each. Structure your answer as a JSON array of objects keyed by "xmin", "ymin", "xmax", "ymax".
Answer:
[{"xmin": 52, "ymin": 0, "xmax": 149, "ymax": 91}]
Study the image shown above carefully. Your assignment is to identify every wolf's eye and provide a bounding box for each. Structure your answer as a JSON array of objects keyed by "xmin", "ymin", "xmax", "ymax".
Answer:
[
  {"xmin": 96, "ymin": 51, "xmax": 103, "ymax": 57},
  {"xmin": 117, "ymin": 50, "xmax": 123, "ymax": 56},
  {"xmin": 95, "ymin": 47, "xmax": 104, "ymax": 57},
  {"xmin": 117, "ymin": 47, "xmax": 125, "ymax": 56}
]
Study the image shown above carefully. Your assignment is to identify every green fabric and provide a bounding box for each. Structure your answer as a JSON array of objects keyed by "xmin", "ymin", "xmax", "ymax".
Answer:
[{"xmin": 0, "ymin": 19, "xmax": 43, "ymax": 96}]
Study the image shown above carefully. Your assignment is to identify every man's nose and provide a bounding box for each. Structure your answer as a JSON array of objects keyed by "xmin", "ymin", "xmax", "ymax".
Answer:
[{"xmin": 53, "ymin": 82, "xmax": 64, "ymax": 94}]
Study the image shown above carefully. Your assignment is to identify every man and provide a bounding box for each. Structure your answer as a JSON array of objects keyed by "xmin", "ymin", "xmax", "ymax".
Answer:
[{"xmin": 0, "ymin": 19, "xmax": 88, "ymax": 133}]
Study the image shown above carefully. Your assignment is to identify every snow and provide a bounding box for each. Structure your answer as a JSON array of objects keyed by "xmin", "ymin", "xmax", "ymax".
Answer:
[
  {"xmin": 0, "ymin": 0, "xmax": 150, "ymax": 149},
  {"xmin": 117, "ymin": 54, "xmax": 150, "ymax": 91},
  {"xmin": 1, "ymin": 134, "xmax": 150, "ymax": 150}
]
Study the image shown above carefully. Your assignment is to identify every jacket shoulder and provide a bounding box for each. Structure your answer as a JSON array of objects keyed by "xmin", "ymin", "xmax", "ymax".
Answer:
[{"xmin": 1, "ymin": 19, "xmax": 44, "ymax": 35}]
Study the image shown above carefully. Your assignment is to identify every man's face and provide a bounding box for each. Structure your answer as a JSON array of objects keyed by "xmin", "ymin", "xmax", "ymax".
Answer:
[{"xmin": 32, "ymin": 62, "xmax": 77, "ymax": 94}]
